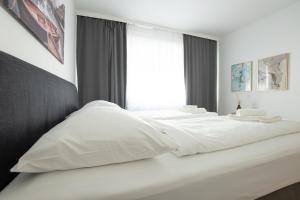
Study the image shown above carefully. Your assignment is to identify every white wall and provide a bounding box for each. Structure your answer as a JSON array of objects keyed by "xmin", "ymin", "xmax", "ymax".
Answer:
[
  {"xmin": 0, "ymin": 0, "xmax": 76, "ymax": 84},
  {"xmin": 219, "ymin": 1, "xmax": 300, "ymax": 120}
]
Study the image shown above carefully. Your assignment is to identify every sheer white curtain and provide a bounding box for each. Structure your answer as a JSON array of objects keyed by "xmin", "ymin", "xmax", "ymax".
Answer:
[{"xmin": 127, "ymin": 25, "xmax": 186, "ymax": 111}]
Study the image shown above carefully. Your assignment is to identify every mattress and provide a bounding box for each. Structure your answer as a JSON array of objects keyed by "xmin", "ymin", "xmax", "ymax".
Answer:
[{"xmin": 1, "ymin": 132, "xmax": 300, "ymax": 200}]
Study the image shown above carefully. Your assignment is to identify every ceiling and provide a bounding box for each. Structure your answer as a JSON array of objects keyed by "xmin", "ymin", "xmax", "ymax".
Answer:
[{"xmin": 75, "ymin": 0, "xmax": 299, "ymax": 37}]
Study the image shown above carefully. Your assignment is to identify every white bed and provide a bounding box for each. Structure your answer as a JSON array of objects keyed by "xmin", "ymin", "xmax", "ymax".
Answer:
[
  {"xmin": 1, "ymin": 131, "xmax": 300, "ymax": 200},
  {"xmin": 3, "ymin": 52, "xmax": 298, "ymax": 200}
]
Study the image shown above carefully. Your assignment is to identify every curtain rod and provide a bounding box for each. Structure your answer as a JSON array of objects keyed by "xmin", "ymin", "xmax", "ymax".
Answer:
[{"xmin": 76, "ymin": 10, "xmax": 220, "ymax": 41}]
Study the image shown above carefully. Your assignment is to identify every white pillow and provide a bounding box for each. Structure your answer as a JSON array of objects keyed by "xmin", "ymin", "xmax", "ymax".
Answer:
[
  {"xmin": 179, "ymin": 106, "xmax": 207, "ymax": 114},
  {"xmin": 12, "ymin": 107, "xmax": 174, "ymax": 173},
  {"xmin": 65, "ymin": 100, "xmax": 120, "ymax": 119},
  {"xmin": 83, "ymin": 100, "xmax": 120, "ymax": 108}
]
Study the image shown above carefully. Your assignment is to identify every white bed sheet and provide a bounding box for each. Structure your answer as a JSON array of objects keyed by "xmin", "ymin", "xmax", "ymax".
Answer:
[{"xmin": 1, "ymin": 133, "xmax": 300, "ymax": 200}]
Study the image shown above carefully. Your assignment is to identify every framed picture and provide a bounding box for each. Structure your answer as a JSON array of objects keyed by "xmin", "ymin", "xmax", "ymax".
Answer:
[
  {"xmin": 3, "ymin": 0, "xmax": 65, "ymax": 63},
  {"xmin": 231, "ymin": 61, "xmax": 252, "ymax": 92},
  {"xmin": 258, "ymin": 53, "xmax": 289, "ymax": 90}
]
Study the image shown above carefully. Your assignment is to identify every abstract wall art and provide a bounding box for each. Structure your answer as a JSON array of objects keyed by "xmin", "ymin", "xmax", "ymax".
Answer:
[
  {"xmin": 231, "ymin": 61, "xmax": 252, "ymax": 92},
  {"xmin": 258, "ymin": 53, "xmax": 289, "ymax": 90}
]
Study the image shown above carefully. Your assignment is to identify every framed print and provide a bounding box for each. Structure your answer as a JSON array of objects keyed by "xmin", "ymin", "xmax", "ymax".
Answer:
[
  {"xmin": 258, "ymin": 53, "xmax": 289, "ymax": 90},
  {"xmin": 231, "ymin": 61, "xmax": 252, "ymax": 92},
  {"xmin": 3, "ymin": 0, "xmax": 65, "ymax": 63}
]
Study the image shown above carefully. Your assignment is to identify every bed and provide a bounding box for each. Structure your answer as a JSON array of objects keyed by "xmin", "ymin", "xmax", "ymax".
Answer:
[{"xmin": 0, "ymin": 51, "xmax": 300, "ymax": 200}]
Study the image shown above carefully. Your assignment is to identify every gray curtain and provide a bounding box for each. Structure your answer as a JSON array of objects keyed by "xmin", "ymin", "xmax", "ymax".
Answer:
[
  {"xmin": 183, "ymin": 34, "xmax": 217, "ymax": 112},
  {"xmin": 77, "ymin": 16, "xmax": 127, "ymax": 108}
]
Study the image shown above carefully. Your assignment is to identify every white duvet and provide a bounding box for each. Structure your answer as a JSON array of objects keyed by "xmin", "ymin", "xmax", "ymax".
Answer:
[
  {"xmin": 148, "ymin": 116, "xmax": 300, "ymax": 156},
  {"xmin": 132, "ymin": 109, "xmax": 217, "ymax": 120}
]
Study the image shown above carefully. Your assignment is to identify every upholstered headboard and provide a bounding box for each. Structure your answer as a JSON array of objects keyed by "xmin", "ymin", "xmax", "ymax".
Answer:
[{"xmin": 0, "ymin": 51, "xmax": 79, "ymax": 191}]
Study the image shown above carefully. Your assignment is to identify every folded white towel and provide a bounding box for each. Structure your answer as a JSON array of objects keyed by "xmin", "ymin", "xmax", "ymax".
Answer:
[
  {"xmin": 236, "ymin": 109, "xmax": 266, "ymax": 117},
  {"xmin": 228, "ymin": 114, "xmax": 282, "ymax": 123},
  {"xmin": 183, "ymin": 105, "xmax": 198, "ymax": 109},
  {"xmin": 187, "ymin": 108, "xmax": 207, "ymax": 114},
  {"xmin": 259, "ymin": 116, "xmax": 282, "ymax": 123}
]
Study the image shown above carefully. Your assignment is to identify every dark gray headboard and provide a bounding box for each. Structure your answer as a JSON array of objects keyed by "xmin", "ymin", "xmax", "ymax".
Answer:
[{"xmin": 0, "ymin": 51, "xmax": 79, "ymax": 191}]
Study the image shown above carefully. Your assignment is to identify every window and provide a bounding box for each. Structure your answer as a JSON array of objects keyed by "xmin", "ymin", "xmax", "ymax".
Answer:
[{"xmin": 127, "ymin": 25, "xmax": 186, "ymax": 110}]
